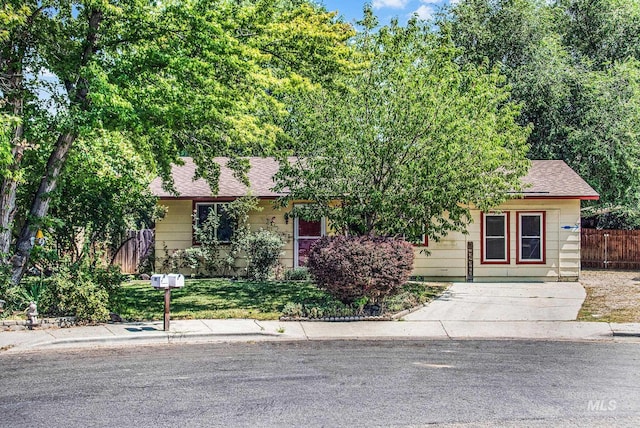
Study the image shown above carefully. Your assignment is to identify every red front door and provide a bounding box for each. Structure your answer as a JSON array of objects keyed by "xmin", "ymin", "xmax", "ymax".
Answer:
[{"xmin": 295, "ymin": 217, "xmax": 324, "ymax": 267}]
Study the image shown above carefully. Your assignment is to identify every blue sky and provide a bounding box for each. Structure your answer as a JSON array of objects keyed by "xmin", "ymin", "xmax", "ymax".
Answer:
[{"xmin": 319, "ymin": 1, "xmax": 457, "ymax": 25}]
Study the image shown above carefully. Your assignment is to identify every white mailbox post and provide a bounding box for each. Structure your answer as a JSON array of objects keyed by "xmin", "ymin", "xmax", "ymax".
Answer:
[{"xmin": 151, "ymin": 273, "xmax": 185, "ymax": 331}]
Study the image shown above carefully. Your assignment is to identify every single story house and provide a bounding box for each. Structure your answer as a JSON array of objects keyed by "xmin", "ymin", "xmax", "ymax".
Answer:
[{"xmin": 150, "ymin": 157, "xmax": 598, "ymax": 281}]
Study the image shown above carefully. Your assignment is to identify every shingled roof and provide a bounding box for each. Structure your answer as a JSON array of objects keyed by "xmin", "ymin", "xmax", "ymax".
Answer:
[
  {"xmin": 150, "ymin": 157, "xmax": 282, "ymax": 198},
  {"xmin": 520, "ymin": 160, "xmax": 599, "ymax": 199},
  {"xmin": 150, "ymin": 157, "xmax": 599, "ymax": 200}
]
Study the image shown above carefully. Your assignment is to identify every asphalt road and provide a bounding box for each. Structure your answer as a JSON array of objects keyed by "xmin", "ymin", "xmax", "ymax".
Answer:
[{"xmin": 1, "ymin": 340, "xmax": 640, "ymax": 427}]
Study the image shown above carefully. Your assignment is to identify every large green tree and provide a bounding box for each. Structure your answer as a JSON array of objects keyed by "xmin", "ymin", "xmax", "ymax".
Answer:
[
  {"xmin": 0, "ymin": 0, "xmax": 353, "ymax": 285},
  {"xmin": 442, "ymin": 0, "xmax": 640, "ymax": 221},
  {"xmin": 274, "ymin": 9, "xmax": 530, "ymax": 242},
  {"xmin": 31, "ymin": 131, "xmax": 160, "ymax": 262}
]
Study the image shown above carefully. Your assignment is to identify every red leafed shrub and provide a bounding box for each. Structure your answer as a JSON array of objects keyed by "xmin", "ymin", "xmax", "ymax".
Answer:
[{"xmin": 307, "ymin": 235, "xmax": 414, "ymax": 305}]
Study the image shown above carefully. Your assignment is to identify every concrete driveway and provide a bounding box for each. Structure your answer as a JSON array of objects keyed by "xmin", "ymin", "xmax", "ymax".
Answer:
[{"xmin": 404, "ymin": 282, "xmax": 586, "ymax": 321}]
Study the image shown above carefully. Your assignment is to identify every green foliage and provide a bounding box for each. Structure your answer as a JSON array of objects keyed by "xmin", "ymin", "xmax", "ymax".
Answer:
[
  {"xmin": 32, "ymin": 131, "xmax": 160, "ymax": 262},
  {"xmin": 0, "ymin": 278, "xmax": 48, "ymax": 318},
  {"xmin": 284, "ymin": 267, "xmax": 310, "ymax": 281},
  {"xmin": 169, "ymin": 248, "xmax": 209, "ymax": 277},
  {"xmin": 281, "ymin": 300, "xmax": 352, "ymax": 318},
  {"xmin": 167, "ymin": 195, "xmax": 262, "ymax": 277},
  {"xmin": 559, "ymin": 0, "xmax": 640, "ymax": 65},
  {"xmin": 0, "ymin": 257, "xmax": 16, "ymax": 314},
  {"xmin": 583, "ymin": 207, "xmax": 640, "ymax": 230},
  {"xmin": 106, "ymin": 0, "xmax": 356, "ymax": 191},
  {"xmin": 307, "ymin": 235, "xmax": 415, "ymax": 305},
  {"xmin": 0, "ymin": 108, "xmax": 18, "ymax": 176},
  {"xmin": 1, "ymin": 0, "xmax": 355, "ymax": 284},
  {"xmin": 0, "ymin": 253, "xmax": 9, "ymax": 288},
  {"xmin": 280, "ymin": 280, "xmax": 446, "ymax": 319},
  {"xmin": 275, "ymin": 9, "xmax": 530, "ymax": 241},
  {"xmin": 17, "ymin": 281, "xmax": 47, "ymax": 306},
  {"xmin": 38, "ymin": 257, "xmax": 124, "ymax": 323},
  {"xmin": 443, "ymin": 0, "xmax": 640, "ymax": 223},
  {"xmin": 245, "ymin": 229, "xmax": 285, "ymax": 281},
  {"xmin": 111, "ymin": 276, "xmax": 446, "ymax": 321}
]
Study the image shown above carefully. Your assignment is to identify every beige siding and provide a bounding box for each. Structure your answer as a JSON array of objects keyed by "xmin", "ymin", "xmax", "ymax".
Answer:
[
  {"xmin": 413, "ymin": 229, "xmax": 467, "ymax": 279},
  {"xmin": 412, "ymin": 199, "xmax": 582, "ymax": 281},
  {"xmin": 155, "ymin": 197, "xmax": 583, "ymax": 281},
  {"xmin": 155, "ymin": 200, "xmax": 193, "ymax": 259},
  {"xmin": 155, "ymin": 199, "xmax": 297, "ymax": 273}
]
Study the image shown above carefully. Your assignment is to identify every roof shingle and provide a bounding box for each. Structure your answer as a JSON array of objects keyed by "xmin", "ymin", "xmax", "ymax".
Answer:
[
  {"xmin": 150, "ymin": 158, "xmax": 599, "ymax": 200},
  {"xmin": 149, "ymin": 157, "xmax": 282, "ymax": 198},
  {"xmin": 521, "ymin": 160, "xmax": 599, "ymax": 199}
]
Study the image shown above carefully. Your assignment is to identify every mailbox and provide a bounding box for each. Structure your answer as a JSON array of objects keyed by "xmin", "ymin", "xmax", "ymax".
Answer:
[
  {"xmin": 151, "ymin": 274, "xmax": 169, "ymax": 289},
  {"xmin": 150, "ymin": 273, "xmax": 185, "ymax": 332},
  {"xmin": 167, "ymin": 273, "xmax": 185, "ymax": 288}
]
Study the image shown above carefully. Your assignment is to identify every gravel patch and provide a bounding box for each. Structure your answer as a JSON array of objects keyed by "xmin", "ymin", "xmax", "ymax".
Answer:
[{"xmin": 578, "ymin": 269, "xmax": 640, "ymax": 323}]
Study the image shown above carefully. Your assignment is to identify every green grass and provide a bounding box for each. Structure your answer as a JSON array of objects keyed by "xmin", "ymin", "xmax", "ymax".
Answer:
[
  {"xmin": 384, "ymin": 281, "xmax": 449, "ymax": 313},
  {"xmin": 111, "ymin": 279, "xmax": 334, "ymax": 321},
  {"xmin": 111, "ymin": 278, "xmax": 450, "ymax": 321}
]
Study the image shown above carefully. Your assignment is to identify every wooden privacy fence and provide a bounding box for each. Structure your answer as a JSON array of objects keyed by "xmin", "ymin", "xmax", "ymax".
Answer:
[
  {"xmin": 581, "ymin": 229, "xmax": 640, "ymax": 269},
  {"xmin": 110, "ymin": 229, "xmax": 154, "ymax": 274}
]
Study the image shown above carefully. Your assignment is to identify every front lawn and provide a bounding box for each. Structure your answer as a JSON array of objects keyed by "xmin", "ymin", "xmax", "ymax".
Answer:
[{"xmin": 111, "ymin": 278, "xmax": 449, "ymax": 321}]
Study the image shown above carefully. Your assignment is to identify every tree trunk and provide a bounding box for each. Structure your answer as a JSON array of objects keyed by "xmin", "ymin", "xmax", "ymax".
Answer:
[
  {"xmin": 8, "ymin": 8, "xmax": 102, "ymax": 285},
  {"xmin": 0, "ymin": 67, "xmax": 25, "ymax": 257},
  {"xmin": 0, "ymin": 118, "xmax": 24, "ymax": 257},
  {"xmin": 10, "ymin": 132, "xmax": 76, "ymax": 285}
]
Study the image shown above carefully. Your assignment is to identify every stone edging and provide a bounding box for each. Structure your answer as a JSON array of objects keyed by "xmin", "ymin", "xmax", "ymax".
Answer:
[{"xmin": 1, "ymin": 317, "xmax": 77, "ymax": 331}]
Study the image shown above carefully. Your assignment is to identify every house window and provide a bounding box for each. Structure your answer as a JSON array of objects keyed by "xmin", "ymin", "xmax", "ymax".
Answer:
[
  {"xmin": 482, "ymin": 212, "xmax": 509, "ymax": 263},
  {"xmin": 195, "ymin": 203, "xmax": 234, "ymax": 243},
  {"xmin": 518, "ymin": 212, "xmax": 545, "ymax": 263}
]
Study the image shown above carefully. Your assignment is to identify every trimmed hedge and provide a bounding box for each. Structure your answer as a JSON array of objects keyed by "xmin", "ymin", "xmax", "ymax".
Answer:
[{"xmin": 307, "ymin": 235, "xmax": 414, "ymax": 304}]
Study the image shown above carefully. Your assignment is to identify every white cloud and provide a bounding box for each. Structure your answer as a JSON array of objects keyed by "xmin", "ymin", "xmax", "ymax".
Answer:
[
  {"xmin": 412, "ymin": 4, "xmax": 435, "ymax": 20},
  {"xmin": 372, "ymin": 0, "xmax": 410, "ymax": 9}
]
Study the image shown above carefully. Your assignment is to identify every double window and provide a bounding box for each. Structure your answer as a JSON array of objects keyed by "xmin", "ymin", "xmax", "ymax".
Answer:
[
  {"xmin": 481, "ymin": 211, "xmax": 546, "ymax": 264},
  {"xmin": 194, "ymin": 203, "xmax": 234, "ymax": 243}
]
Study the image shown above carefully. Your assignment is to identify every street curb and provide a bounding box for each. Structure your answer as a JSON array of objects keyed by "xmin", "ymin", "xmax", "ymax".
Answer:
[
  {"xmin": 27, "ymin": 331, "xmax": 292, "ymax": 350},
  {"xmin": 4, "ymin": 320, "xmax": 640, "ymax": 354},
  {"xmin": 4, "ymin": 332, "xmax": 631, "ymax": 354}
]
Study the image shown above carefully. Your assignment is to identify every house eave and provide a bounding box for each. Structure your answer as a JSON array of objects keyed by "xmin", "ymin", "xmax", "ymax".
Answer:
[
  {"xmin": 157, "ymin": 195, "xmax": 281, "ymax": 201},
  {"xmin": 520, "ymin": 195, "xmax": 600, "ymax": 201}
]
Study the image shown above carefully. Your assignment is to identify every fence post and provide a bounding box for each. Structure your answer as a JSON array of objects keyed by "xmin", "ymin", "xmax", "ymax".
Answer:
[{"xmin": 603, "ymin": 233, "xmax": 609, "ymax": 269}]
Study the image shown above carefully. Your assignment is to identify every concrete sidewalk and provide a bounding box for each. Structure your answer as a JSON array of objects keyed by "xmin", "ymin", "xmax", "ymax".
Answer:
[
  {"xmin": 3, "ymin": 281, "xmax": 639, "ymax": 353},
  {"xmin": 1, "ymin": 318, "xmax": 639, "ymax": 354}
]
